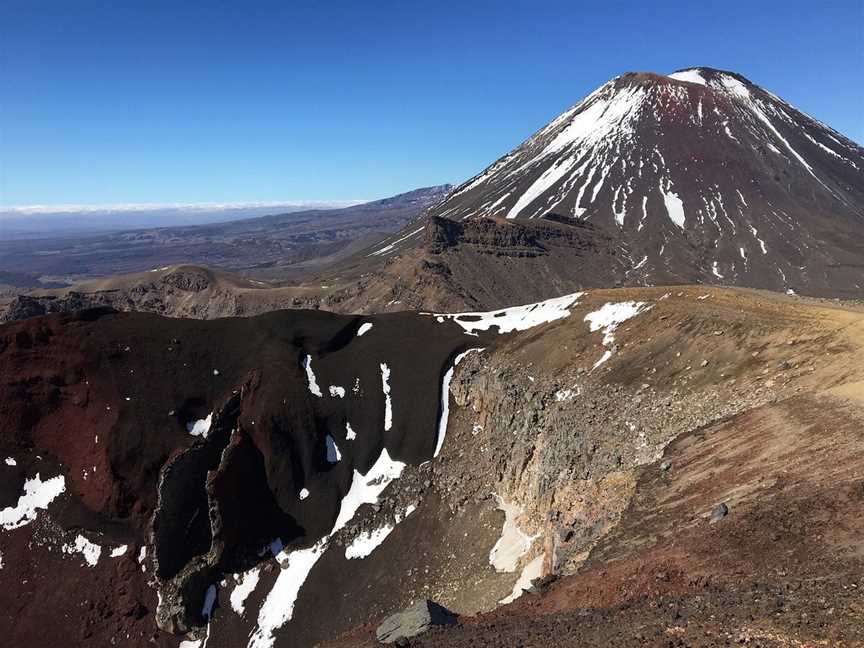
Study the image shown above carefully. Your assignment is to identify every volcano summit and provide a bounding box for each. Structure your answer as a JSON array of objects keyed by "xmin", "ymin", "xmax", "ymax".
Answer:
[{"xmin": 366, "ymin": 67, "xmax": 864, "ymax": 303}]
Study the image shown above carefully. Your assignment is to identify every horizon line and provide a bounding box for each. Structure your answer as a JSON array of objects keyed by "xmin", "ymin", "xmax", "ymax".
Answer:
[{"xmin": 0, "ymin": 199, "xmax": 371, "ymax": 216}]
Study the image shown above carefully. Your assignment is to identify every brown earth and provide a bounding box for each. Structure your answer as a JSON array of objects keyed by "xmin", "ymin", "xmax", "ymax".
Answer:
[
  {"xmin": 321, "ymin": 287, "xmax": 864, "ymax": 647},
  {"xmin": 2, "ymin": 287, "xmax": 863, "ymax": 648}
]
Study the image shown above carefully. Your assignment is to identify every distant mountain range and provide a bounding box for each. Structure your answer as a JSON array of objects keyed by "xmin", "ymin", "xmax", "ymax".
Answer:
[
  {"xmin": 0, "ymin": 185, "xmax": 451, "ymax": 290},
  {"xmin": 0, "ymin": 201, "xmax": 367, "ymax": 239}
]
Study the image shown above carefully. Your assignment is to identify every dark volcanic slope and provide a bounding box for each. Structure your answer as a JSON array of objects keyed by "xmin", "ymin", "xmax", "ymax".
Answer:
[
  {"xmin": 371, "ymin": 68, "xmax": 864, "ymax": 299},
  {"xmin": 0, "ymin": 306, "xmax": 479, "ymax": 648}
]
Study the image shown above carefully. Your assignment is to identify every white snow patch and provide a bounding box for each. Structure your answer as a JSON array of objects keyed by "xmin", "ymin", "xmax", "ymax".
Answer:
[
  {"xmin": 344, "ymin": 524, "xmax": 394, "ymax": 560},
  {"xmin": 5, "ymin": 457, "xmax": 16, "ymax": 466},
  {"xmin": 138, "ymin": 545, "xmax": 147, "ymax": 571},
  {"xmin": 489, "ymin": 496, "xmax": 538, "ymax": 573},
  {"xmin": 231, "ymin": 568, "xmax": 261, "ymax": 615},
  {"xmin": 62, "ymin": 533, "xmax": 102, "ymax": 567},
  {"xmin": 380, "ymin": 363, "xmax": 393, "ymax": 431},
  {"xmin": 749, "ymin": 224, "xmax": 768, "ymax": 254},
  {"xmin": 0, "ymin": 472, "xmax": 66, "ymax": 530},
  {"xmin": 499, "ymin": 554, "xmax": 545, "ymax": 604},
  {"xmin": 187, "ymin": 413, "xmax": 213, "ymax": 438},
  {"xmin": 554, "ymin": 387, "xmax": 579, "ymax": 402},
  {"xmin": 507, "ymin": 156, "xmax": 578, "ymax": 219},
  {"xmin": 435, "ymin": 292, "xmax": 583, "ymax": 336},
  {"xmin": 332, "ymin": 448, "xmax": 406, "ymax": 533},
  {"xmin": 749, "ymin": 101, "xmax": 836, "ymax": 198},
  {"xmin": 345, "ymin": 504, "xmax": 417, "ymax": 560},
  {"xmin": 251, "ymin": 447, "xmax": 406, "ymax": 647},
  {"xmin": 541, "ymin": 85, "xmax": 647, "ymax": 158},
  {"xmin": 584, "ymin": 301, "xmax": 651, "ymax": 369},
  {"xmin": 802, "ymin": 131, "xmax": 860, "ymax": 168},
  {"xmin": 668, "ymin": 69, "xmax": 707, "ymax": 86},
  {"xmin": 435, "ymin": 348, "xmax": 484, "ymax": 458},
  {"xmin": 299, "ymin": 488, "xmax": 310, "ymax": 501},
  {"xmin": 638, "ymin": 195, "xmax": 648, "ymax": 231},
  {"xmin": 328, "ymin": 385, "xmax": 346, "ymax": 398},
  {"xmin": 345, "ymin": 422, "xmax": 357, "ymax": 441},
  {"xmin": 712, "ymin": 261, "xmax": 724, "ymax": 279},
  {"xmin": 368, "ymin": 226, "xmax": 424, "ymax": 257},
  {"xmin": 717, "ymin": 74, "xmax": 751, "ymax": 99},
  {"xmin": 661, "ymin": 189, "xmax": 686, "ymax": 229},
  {"xmin": 110, "ymin": 544, "xmax": 128, "ymax": 558},
  {"xmin": 356, "ymin": 322, "xmax": 373, "ymax": 337},
  {"xmin": 250, "ymin": 540, "xmax": 327, "ymax": 647},
  {"xmin": 303, "ymin": 355, "xmax": 323, "ymax": 398}
]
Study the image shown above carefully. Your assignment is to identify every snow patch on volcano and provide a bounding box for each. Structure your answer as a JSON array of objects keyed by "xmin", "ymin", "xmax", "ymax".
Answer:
[
  {"xmin": 303, "ymin": 355, "xmax": 323, "ymax": 397},
  {"xmin": 584, "ymin": 301, "xmax": 652, "ymax": 369},
  {"xmin": 489, "ymin": 496, "xmax": 539, "ymax": 573},
  {"xmin": 380, "ymin": 363, "xmax": 393, "ymax": 431},
  {"xmin": 668, "ymin": 69, "xmax": 707, "ymax": 86},
  {"xmin": 250, "ymin": 448, "xmax": 406, "ymax": 647},
  {"xmin": 661, "ymin": 188, "xmax": 686, "ymax": 229},
  {"xmin": 0, "ymin": 472, "xmax": 66, "ymax": 530},
  {"xmin": 344, "ymin": 504, "xmax": 417, "ymax": 560},
  {"xmin": 62, "ymin": 534, "xmax": 102, "ymax": 566},
  {"xmin": 500, "ymin": 554, "xmax": 544, "ymax": 605},
  {"xmin": 435, "ymin": 348, "xmax": 484, "ymax": 457},
  {"xmin": 187, "ymin": 413, "xmax": 213, "ymax": 438},
  {"xmin": 435, "ymin": 292, "xmax": 584, "ymax": 336},
  {"xmin": 230, "ymin": 568, "xmax": 261, "ymax": 615}
]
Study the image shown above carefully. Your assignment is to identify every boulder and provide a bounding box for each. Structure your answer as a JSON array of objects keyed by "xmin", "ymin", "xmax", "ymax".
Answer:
[
  {"xmin": 376, "ymin": 599, "xmax": 457, "ymax": 644},
  {"xmin": 710, "ymin": 502, "xmax": 729, "ymax": 523}
]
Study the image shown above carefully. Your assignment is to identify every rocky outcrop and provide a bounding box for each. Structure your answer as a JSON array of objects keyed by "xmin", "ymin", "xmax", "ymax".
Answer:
[
  {"xmin": 152, "ymin": 388, "xmax": 303, "ymax": 635},
  {"xmin": 423, "ymin": 215, "xmax": 610, "ymax": 258},
  {"xmin": 375, "ymin": 599, "xmax": 457, "ymax": 644},
  {"xmin": 434, "ymin": 288, "xmax": 847, "ymax": 582}
]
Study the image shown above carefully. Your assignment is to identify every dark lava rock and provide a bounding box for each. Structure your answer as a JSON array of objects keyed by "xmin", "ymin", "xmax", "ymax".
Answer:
[
  {"xmin": 710, "ymin": 502, "xmax": 729, "ymax": 523},
  {"xmin": 376, "ymin": 599, "xmax": 457, "ymax": 644}
]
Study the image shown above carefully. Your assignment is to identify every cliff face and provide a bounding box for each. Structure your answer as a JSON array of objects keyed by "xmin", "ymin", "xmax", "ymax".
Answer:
[{"xmin": 436, "ymin": 287, "xmax": 831, "ymax": 577}]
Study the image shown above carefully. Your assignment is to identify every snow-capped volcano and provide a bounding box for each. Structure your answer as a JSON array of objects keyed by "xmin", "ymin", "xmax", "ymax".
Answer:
[{"xmin": 426, "ymin": 67, "xmax": 864, "ymax": 295}]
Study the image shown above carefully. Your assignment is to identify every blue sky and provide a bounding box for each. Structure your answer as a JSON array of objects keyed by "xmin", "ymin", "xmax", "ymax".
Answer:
[{"xmin": 1, "ymin": 0, "xmax": 861, "ymax": 206}]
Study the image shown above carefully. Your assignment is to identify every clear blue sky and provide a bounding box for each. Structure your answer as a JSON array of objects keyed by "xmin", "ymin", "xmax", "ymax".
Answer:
[{"xmin": 1, "ymin": 0, "xmax": 862, "ymax": 206}]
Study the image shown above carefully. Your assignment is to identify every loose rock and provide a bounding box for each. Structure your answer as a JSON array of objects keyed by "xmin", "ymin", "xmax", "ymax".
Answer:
[{"xmin": 376, "ymin": 599, "xmax": 457, "ymax": 644}]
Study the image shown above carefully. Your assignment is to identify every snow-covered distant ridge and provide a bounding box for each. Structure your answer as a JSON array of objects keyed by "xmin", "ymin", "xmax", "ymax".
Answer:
[{"xmin": 1, "ymin": 200, "xmax": 367, "ymax": 217}]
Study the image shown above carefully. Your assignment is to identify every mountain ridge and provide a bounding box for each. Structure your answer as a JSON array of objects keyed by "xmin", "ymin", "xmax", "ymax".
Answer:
[{"xmin": 361, "ymin": 67, "xmax": 863, "ymax": 300}]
